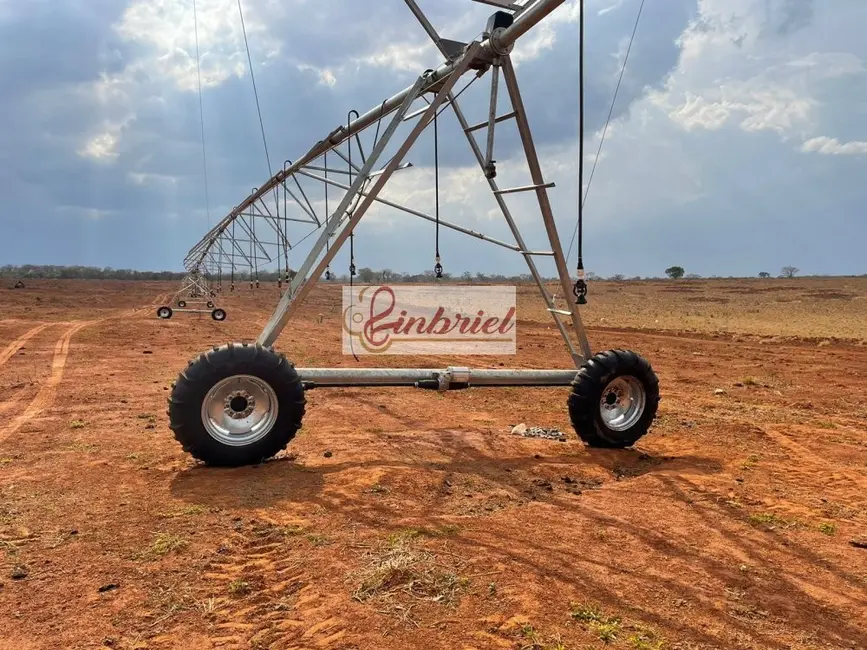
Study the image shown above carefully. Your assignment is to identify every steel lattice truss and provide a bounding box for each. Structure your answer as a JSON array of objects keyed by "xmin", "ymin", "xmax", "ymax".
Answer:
[
  {"xmin": 180, "ymin": 0, "xmax": 590, "ymax": 362},
  {"xmin": 161, "ymin": 0, "xmax": 665, "ymax": 469}
]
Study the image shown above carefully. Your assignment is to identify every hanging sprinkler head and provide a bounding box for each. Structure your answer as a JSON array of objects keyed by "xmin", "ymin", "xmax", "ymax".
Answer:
[{"xmin": 573, "ymin": 262, "xmax": 588, "ymax": 305}]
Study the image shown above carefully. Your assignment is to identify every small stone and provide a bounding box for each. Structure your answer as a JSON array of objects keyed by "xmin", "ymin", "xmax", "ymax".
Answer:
[
  {"xmin": 511, "ymin": 423, "xmax": 527, "ymax": 435},
  {"xmin": 849, "ymin": 539, "xmax": 867, "ymax": 550},
  {"xmin": 98, "ymin": 583, "xmax": 119, "ymax": 593},
  {"xmin": 11, "ymin": 566, "xmax": 28, "ymax": 580},
  {"xmin": 562, "ymin": 476, "xmax": 575, "ymax": 484},
  {"xmin": 714, "ymin": 388, "xmax": 726, "ymax": 395},
  {"xmin": 323, "ymin": 450, "xmax": 333, "ymax": 458}
]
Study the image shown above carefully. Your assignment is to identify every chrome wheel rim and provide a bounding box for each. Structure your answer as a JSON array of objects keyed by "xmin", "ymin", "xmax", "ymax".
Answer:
[
  {"xmin": 600, "ymin": 375, "xmax": 646, "ymax": 432},
  {"xmin": 201, "ymin": 374, "xmax": 279, "ymax": 447},
  {"xmin": 158, "ymin": 307, "xmax": 170, "ymax": 318}
]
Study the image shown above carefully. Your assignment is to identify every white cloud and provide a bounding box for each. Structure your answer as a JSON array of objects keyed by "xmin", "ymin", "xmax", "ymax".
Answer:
[
  {"xmin": 296, "ymin": 62, "xmax": 337, "ymax": 87},
  {"xmin": 79, "ymin": 132, "xmax": 121, "ymax": 161},
  {"xmin": 73, "ymin": 0, "xmax": 282, "ymax": 163},
  {"xmin": 643, "ymin": 0, "xmax": 864, "ymax": 149},
  {"xmin": 127, "ymin": 170, "xmax": 182, "ymax": 185},
  {"xmin": 354, "ymin": 41, "xmax": 438, "ymax": 73},
  {"xmin": 802, "ymin": 136, "xmax": 867, "ymax": 156},
  {"xmin": 77, "ymin": 112, "xmax": 137, "ymax": 161},
  {"xmin": 115, "ymin": 0, "xmax": 278, "ymax": 92},
  {"xmin": 57, "ymin": 206, "xmax": 115, "ymax": 220}
]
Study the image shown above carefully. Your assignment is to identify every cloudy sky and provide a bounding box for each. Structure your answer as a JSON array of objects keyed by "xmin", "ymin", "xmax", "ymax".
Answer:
[{"xmin": 1, "ymin": 0, "xmax": 864, "ymax": 278}]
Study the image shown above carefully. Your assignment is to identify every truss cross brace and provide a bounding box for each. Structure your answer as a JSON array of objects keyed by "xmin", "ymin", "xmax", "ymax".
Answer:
[{"xmin": 257, "ymin": 42, "xmax": 483, "ymax": 346}]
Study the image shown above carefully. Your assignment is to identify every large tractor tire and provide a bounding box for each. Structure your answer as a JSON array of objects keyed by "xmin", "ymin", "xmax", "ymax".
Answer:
[
  {"xmin": 168, "ymin": 343, "xmax": 305, "ymax": 466},
  {"xmin": 568, "ymin": 349, "xmax": 659, "ymax": 448}
]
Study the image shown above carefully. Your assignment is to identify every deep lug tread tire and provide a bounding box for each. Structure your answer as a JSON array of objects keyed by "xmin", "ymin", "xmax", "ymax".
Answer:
[
  {"xmin": 167, "ymin": 342, "xmax": 306, "ymax": 467},
  {"xmin": 568, "ymin": 349, "xmax": 660, "ymax": 448}
]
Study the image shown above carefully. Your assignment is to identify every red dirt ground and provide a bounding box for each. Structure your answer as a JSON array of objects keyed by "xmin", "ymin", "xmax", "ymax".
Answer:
[{"xmin": 0, "ymin": 279, "xmax": 865, "ymax": 650}]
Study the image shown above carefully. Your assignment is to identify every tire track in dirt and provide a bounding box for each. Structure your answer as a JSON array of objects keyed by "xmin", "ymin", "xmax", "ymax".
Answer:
[
  {"xmin": 0, "ymin": 321, "xmax": 92, "ymax": 442},
  {"xmin": 0, "ymin": 322, "xmax": 52, "ymax": 367},
  {"xmin": 759, "ymin": 424, "xmax": 867, "ymax": 492},
  {"xmin": 201, "ymin": 522, "xmax": 351, "ymax": 649},
  {"xmin": 0, "ymin": 291, "xmax": 169, "ymax": 430}
]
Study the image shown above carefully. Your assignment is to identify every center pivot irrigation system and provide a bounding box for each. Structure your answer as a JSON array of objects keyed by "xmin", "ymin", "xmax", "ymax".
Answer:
[
  {"xmin": 157, "ymin": 268, "xmax": 225, "ymax": 321},
  {"xmin": 166, "ymin": 0, "xmax": 660, "ymax": 467}
]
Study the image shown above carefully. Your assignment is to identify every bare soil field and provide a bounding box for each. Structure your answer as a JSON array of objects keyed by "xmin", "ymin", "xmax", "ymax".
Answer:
[{"xmin": 1, "ymin": 277, "xmax": 866, "ymax": 650}]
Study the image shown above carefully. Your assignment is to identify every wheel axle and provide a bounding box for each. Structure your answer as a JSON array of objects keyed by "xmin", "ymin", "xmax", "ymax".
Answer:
[{"xmin": 166, "ymin": 343, "xmax": 660, "ymax": 467}]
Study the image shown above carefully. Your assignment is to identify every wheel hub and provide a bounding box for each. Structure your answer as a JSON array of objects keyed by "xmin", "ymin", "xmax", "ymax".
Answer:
[
  {"xmin": 201, "ymin": 375, "xmax": 279, "ymax": 447},
  {"xmin": 225, "ymin": 391, "xmax": 256, "ymax": 419},
  {"xmin": 599, "ymin": 376, "xmax": 646, "ymax": 432}
]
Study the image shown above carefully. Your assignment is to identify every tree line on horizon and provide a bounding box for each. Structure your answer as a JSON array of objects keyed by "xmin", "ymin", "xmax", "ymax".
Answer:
[{"xmin": 2, "ymin": 264, "xmax": 862, "ymax": 283}]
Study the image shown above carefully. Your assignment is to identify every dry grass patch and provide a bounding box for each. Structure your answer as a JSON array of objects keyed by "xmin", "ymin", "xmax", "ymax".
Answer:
[
  {"xmin": 135, "ymin": 533, "xmax": 188, "ymax": 560},
  {"xmin": 350, "ymin": 528, "xmax": 468, "ymax": 623}
]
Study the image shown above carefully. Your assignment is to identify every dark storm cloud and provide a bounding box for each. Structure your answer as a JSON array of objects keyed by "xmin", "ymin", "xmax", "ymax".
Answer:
[
  {"xmin": 2, "ymin": 0, "xmax": 864, "ymax": 279},
  {"xmin": 0, "ymin": 0, "xmax": 130, "ymax": 94},
  {"xmin": 776, "ymin": 0, "xmax": 814, "ymax": 36},
  {"xmin": 499, "ymin": 0, "xmax": 698, "ymax": 152},
  {"xmin": 241, "ymin": 0, "xmax": 698, "ymax": 173}
]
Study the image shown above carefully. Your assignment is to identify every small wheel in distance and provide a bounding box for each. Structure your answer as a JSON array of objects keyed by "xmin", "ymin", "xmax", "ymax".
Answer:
[
  {"xmin": 568, "ymin": 349, "xmax": 659, "ymax": 448},
  {"xmin": 177, "ymin": 300, "xmax": 187, "ymax": 308},
  {"xmin": 207, "ymin": 301, "xmax": 215, "ymax": 309},
  {"xmin": 167, "ymin": 342, "xmax": 306, "ymax": 466},
  {"xmin": 157, "ymin": 306, "xmax": 173, "ymax": 319},
  {"xmin": 211, "ymin": 308, "xmax": 227, "ymax": 321}
]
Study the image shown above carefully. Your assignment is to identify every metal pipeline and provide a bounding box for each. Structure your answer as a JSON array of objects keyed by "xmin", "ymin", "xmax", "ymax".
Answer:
[{"xmin": 297, "ymin": 366, "xmax": 577, "ymax": 390}]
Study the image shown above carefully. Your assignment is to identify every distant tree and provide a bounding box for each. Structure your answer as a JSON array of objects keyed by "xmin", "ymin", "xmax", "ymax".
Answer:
[
  {"xmin": 586, "ymin": 271, "xmax": 599, "ymax": 281},
  {"xmin": 380, "ymin": 268, "xmax": 395, "ymax": 283},
  {"xmin": 685, "ymin": 273, "xmax": 701, "ymax": 279},
  {"xmin": 665, "ymin": 266, "xmax": 685, "ymax": 279},
  {"xmin": 610, "ymin": 274, "xmax": 625, "ymax": 282},
  {"xmin": 780, "ymin": 266, "xmax": 799, "ymax": 278},
  {"xmin": 357, "ymin": 267, "xmax": 376, "ymax": 283},
  {"xmin": 461, "ymin": 271, "xmax": 472, "ymax": 282},
  {"xmin": 758, "ymin": 271, "xmax": 771, "ymax": 278}
]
